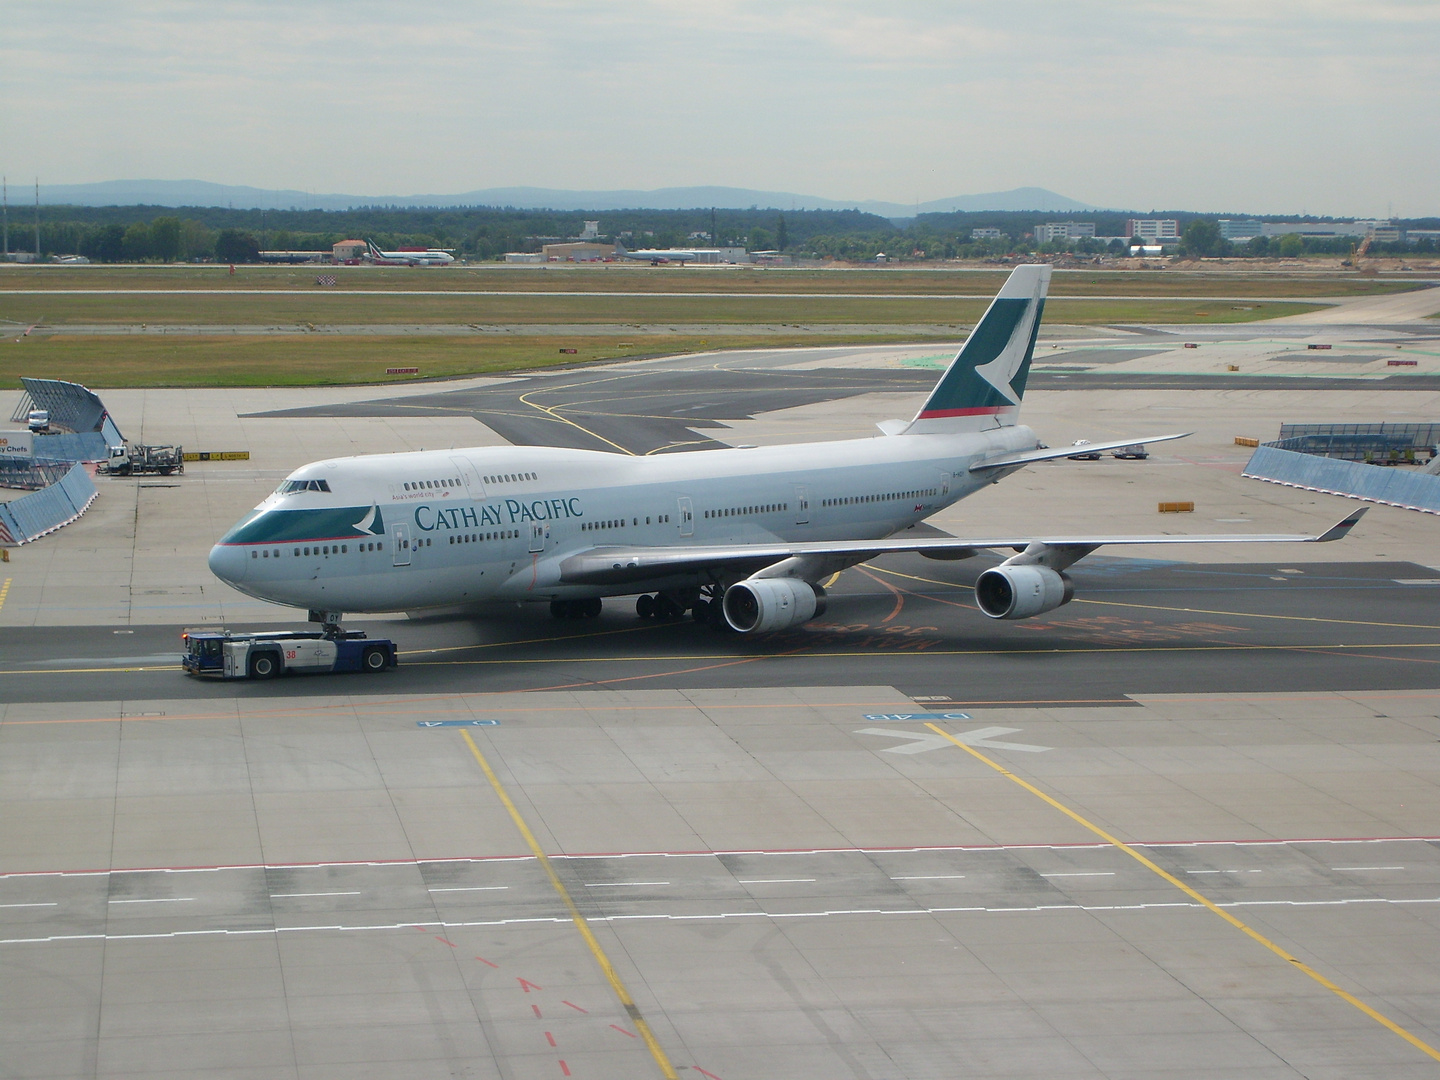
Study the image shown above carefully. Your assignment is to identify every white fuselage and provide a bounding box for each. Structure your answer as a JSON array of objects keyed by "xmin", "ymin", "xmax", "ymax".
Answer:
[{"xmin": 209, "ymin": 425, "xmax": 1038, "ymax": 614}]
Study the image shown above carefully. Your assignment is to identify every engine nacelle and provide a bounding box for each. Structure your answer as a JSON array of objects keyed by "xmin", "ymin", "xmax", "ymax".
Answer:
[
  {"xmin": 974, "ymin": 565, "xmax": 1074, "ymax": 620},
  {"xmin": 722, "ymin": 578, "xmax": 827, "ymax": 634}
]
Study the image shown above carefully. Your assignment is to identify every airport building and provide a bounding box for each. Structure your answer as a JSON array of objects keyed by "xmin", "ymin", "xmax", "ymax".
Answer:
[
  {"xmin": 541, "ymin": 241, "xmax": 617, "ymax": 261},
  {"xmin": 1034, "ymin": 222, "xmax": 1096, "ymax": 243},
  {"xmin": 1219, "ymin": 219, "xmax": 1264, "ymax": 240},
  {"xmin": 1127, "ymin": 219, "xmax": 1180, "ymax": 240},
  {"xmin": 970, "ymin": 227, "xmax": 1004, "ymax": 240},
  {"xmin": 332, "ymin": 239, "xmax": 366, "ymax": 261}
]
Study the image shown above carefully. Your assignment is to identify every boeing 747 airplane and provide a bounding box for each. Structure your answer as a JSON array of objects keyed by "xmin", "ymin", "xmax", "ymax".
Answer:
[{"xmin": 208, "ymin": 264, "xmax": 1363, "ymax": 635}]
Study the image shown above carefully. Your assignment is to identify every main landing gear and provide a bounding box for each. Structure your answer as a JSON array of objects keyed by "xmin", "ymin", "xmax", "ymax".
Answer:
[
  {"xmin": 637, "ymin": 588, "xmax": 730, "ymax": 630},
  {"xmin": 550, "ymin": 598, "xmax": 602, "ymax": 620}
]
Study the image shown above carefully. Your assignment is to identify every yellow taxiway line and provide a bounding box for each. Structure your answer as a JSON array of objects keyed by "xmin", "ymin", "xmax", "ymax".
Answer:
[
  {"xmin": 925, "ymin": 722, "xmax": 1440, "ymax": 1064},
  {"xmin": 459, "ymin": 729, "xmax": 679, "ymax": 1080}
]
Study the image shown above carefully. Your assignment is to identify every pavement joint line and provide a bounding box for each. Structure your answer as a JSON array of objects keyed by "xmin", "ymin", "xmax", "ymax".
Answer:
[
  {"xmin": 0, "ymin": 578, "xmax": 10, "ymax": 612},
  {"xmin": 924, "ymin": 721, "xmax": 1440, "ymax": 1065},
  {"xmin": 3, "ymin": 837, "xmax": 1437, "ymax": 881},
  {"xmin": 458, "ymin": 728, "xmax": 679, "ymax": 1080}
]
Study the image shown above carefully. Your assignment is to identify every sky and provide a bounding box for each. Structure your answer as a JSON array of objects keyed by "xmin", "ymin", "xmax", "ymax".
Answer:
[{"xmin": 4, "ymin": 1, "xmax": 1438, "ymax": 217}]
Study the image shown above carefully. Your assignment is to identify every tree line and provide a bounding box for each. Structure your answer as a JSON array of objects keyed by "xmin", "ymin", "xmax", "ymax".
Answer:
[{"xmin": 10, "ymin": 204, "xmax": 1437, "ymax": 262}]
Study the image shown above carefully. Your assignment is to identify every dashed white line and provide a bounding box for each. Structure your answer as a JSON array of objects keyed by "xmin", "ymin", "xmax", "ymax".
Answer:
[
  {"xmin": 582, "ymin": 882, "xmax": 670, "ymax": 888},
  {"xmin": 1041, "ymin": 872, "xmax": 1116, "ymax": 878},
  {"xmin": 0, "ymin": 902, "xmax": 58, "ymax": 908},
  {"xmin": 108, "ymin": 897, "xmax": 194, "ymax": 904},
  {"xmin": 1185, "ymin": 869, "xmax": 1262, "ymax": 875},
  {"xmin": 739, "ymin": 878, "xmax": 816, "ymax": 884},
  {"xmin": 269, "ymin": 892, "xmax": 361, "ymax": 898},
  {"xmin": 892, "ymin": 875, "xmax": 966, "ymax": 881},
  {"xmin": 1333, "ymin": 866, "xmax": 1405, "ymax": 872},
  {"xmin": 428, "ymin": 886, "xmax": 509, "ymax": 893}
]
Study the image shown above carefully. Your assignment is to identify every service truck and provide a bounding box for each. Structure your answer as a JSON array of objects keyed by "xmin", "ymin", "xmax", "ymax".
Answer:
[{"xmin": 181, "ymin": 628, "xmax": 397, "ymax": 679}]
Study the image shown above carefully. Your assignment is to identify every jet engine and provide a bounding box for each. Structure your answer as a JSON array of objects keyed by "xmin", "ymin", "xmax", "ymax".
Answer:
[
  {"xmin": 974, "ymin": 565, "xmax": 1074, "ymax": 620},
  {"xmin": 722, "ymin": 578, "xmax": 827, "ymax": 634}
]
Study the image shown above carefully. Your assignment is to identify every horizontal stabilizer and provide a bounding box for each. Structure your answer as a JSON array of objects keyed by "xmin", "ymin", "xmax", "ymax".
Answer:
[{"xmin": 970, "ymin": 432, "xmax": 1191, "ymax": 472}]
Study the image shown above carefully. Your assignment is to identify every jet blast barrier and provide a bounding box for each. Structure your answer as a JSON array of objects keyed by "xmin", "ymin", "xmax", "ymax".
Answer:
[
  {"xmin": 0, "ymin": 462, "xmax": 98, "ymax": 544},
  {"xmin": 10, "ymin": 377, "xmax": 125, "ymax": 447},
  {"xmin": 1243, "ymin": 444, "xmax": 1440, "ymax": 515}
]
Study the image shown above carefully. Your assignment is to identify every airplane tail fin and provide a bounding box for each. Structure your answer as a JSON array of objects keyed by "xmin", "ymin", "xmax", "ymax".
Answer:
[
  {"xmin": 365, "ymin": 239, "xmax": 381, "ymax": 260},
  {"xmin": 902, "ymin": 263, "xmax": 1051, "ymax": 435},
  {"xmin": 613, "ymin": 238, "xmax": 628, "ymax": 255}
]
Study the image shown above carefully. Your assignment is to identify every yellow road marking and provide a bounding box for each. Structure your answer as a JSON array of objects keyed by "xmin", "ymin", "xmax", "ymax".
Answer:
[
  {"xmin": 867, "ymin": 563, "xmax": 1439, "ymax": 632},
  {"xmin": 0, "ymin": 577, "xmax": 10, "ymax": 613},
  {"xmin": 1071, "ymin": 595, "xmax": 1440, "ymax": 632},
  {"xmin": 517, "ymin": 388, "xmax": 636, "ymax": 456},
  {"xmin": 5, "ymin": 640, "xmax": 1440, "ymax": 678},
  {"xmin": 923, "ymin": 722, "xmax": 1440, "ymax": 1064},
  {"xmin": 459, "ymin": 730, "xmax": 678, "ymax": 1079}
]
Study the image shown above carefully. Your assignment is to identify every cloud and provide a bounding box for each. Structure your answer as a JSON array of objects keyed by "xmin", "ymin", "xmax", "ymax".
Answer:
[{"xmin": 2, "ymin": 2, "xmax": 1436, "ymax": 214}]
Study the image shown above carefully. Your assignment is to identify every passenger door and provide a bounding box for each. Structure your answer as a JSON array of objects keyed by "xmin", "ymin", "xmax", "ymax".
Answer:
[
  {"xmin": 391, "ymin": 522, "xmax": 412, "ymax": 567},
  {"xmin": 529, "ymin": 523, "xmax": 546, "ymax": 553},
  {"xmin": 678, "ymin": 496, "xmax": 694, "ymax": 537},
  {"xmin": 793, "ymin": 485, "xmax": 810, "ymax": 525}
]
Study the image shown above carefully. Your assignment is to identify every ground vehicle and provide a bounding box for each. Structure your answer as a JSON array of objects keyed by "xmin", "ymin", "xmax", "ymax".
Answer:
[
  {"xmin": 27, "ymin": 410, "xmax": 49, "ymax": 433},
  {"xmin": 1067, "ymin": 439, "xmax": 1102, "ymax": 460},
  {"xmin": 1111, "ymin": 444, "xmax": 1149, "ymax": 459},
  {"xmin": 105, "ymin": 443, "xmax": 184, "ymax": 476},
  {"xmin": 181, "ymin": 628, "xmax": 397, "ymax": 679}
]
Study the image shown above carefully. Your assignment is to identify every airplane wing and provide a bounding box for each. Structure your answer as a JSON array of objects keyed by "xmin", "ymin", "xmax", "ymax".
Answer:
[
  {"xmin": 557, "ymin": 509, "xmax": 1367, "ymax": 586},
  {"xmin": 969, "ymin": 432, "xmax": 1191, "ymax": 472}
]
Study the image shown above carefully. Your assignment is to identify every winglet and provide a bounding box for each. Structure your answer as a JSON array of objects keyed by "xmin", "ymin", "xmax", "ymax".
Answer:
[{"xmin": 1315, "ymin": 507, "xmax": 1367, "ymax": 542}]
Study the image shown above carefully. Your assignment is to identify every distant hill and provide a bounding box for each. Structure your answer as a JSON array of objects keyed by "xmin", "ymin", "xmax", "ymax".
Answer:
[{"xmin": 36, "ymin": 180, "xmax": 1101, "ymax": 217}]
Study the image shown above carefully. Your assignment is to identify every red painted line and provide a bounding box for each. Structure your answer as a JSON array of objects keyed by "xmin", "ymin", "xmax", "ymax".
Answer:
[
  {"xmin": 434, "ymin": 937, "xmax": 456, "ymax": 947},
  {"xmin": 694, "ymin": 1068, "xmax": 723, "ymax": 1079},
  {"xmin": 518, "ymin": 977, "xmax": 543, "ymax": 992},
  {"xmin": 475, "ymin": 956, "xmax": 499, "ymax": 968},
  {"xmin": 562, "ymin": 1000, "xmax": 587, "ymax": 1013},
  {"xmin": 545, "ymin": 1031, "xmax": 557, "ymax": 1047},
  {"xmin": 532, "ymin": 1004, "xmax": 543, "ymax": 1019},
  {"xmin": 917, "ymin": 405, "xmax": 1007, "ymax": 418},
  {"xmin": 559, "ymin": 1062, "xmax": 571, "ymax": 1077},
  {"xmin": 610, "ymin": 1024, "xmax": 637, "ymax": 1038}
]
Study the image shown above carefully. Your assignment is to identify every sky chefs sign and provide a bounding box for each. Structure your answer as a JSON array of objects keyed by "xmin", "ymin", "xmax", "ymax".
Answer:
[{"xmin": 0, "ymin": 431, "xmax": 33, "ymax": 458}]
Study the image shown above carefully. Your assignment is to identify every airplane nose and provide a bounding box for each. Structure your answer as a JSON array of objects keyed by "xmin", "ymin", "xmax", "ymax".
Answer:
[{"xmin": 208, "ymin": 543, "xmax": 248, "ymax": 585}]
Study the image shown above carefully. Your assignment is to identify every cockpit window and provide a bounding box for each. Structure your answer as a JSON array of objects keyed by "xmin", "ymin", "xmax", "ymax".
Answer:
[{"xmin": 277, "ymin": 479, "xmax": 331, "ymax": 494}]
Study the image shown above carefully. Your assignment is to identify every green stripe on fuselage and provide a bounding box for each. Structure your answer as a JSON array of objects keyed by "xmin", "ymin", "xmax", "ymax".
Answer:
[{"xmin": 221, "ymin": 506, "xmax": 379, "ymax": 545}]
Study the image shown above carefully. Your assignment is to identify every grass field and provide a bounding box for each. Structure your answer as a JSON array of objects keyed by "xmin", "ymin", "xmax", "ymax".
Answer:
[
  {"xmin": 0, "ymin": 263, "xmax": 1376, "ymax": 387},
  {"xmin": 0, "ymin": 263, "xmax": 1419, "ymax": 296},
  {"xmin": 0, "ymin": 333, "xmax": 955, "ymax": 388},
  {"xmin": 0, "ymin": 291, "xmax": 1323, "ymax": 326}
]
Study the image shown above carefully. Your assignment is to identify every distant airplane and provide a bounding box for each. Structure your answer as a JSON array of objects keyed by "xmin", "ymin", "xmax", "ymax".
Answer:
[
  {"xmin": 208, "ymin": 264, "xmax": 1364, "ymax": 639},
  {"xmin": 614, "ymin": 239, "xmax": 699, "ymax": 265},
  {"xmin": 364, "ymin": 240, "xmax": 455, "ymax": 266}
]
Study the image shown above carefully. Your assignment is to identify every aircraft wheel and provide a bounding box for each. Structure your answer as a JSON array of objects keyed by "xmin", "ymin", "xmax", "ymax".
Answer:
[
  {"xmin": 692, "ymin": 599, "xmax": 712, "ymax": 624},
  {"xmin": 582, "ymin": 598, "xmax": 602, "ymax": 618},
  {"xmin": 656, "ymin": 596, "xmax": 682, "ymax": 620},
  {"xmin": 636, "ymin": 594, "xmax": 655, "ymax": 619},
  {"xmin": 550, "ymin": 599, "xmax": 571, "ymax": 620}
]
